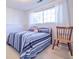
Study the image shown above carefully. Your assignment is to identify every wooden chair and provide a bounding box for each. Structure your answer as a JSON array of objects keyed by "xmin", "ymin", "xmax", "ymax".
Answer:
[{"xmin": 52, "ymin": 26, "xmax": 73, "ymax": 56}]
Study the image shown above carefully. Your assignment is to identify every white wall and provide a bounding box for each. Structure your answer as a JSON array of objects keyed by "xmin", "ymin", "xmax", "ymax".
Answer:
[{"xmin": 6, "ymin": 8, "xmax": 28, "ymax": 37}]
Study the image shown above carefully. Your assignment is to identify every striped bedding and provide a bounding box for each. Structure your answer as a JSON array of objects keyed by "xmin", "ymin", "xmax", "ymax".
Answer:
[{"xmin": 7, "ymin": 31, "xmax": 51, "ymax": 59}]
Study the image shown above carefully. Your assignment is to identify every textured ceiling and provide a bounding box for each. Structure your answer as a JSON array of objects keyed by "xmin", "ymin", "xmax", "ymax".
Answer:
[{"xmin": 6, "ymin": 0, "xmax": 55, "ymax": 11}]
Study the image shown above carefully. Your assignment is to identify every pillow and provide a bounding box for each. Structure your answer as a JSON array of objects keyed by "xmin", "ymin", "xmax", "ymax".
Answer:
[
  {"xmin": 28, "ymin": 28, "xmax": 34, "ymax": 31},
  {"xmin": 33, "ymin": 28, "xmax": 38, "ymax": 32},
  {"xmin": 38, "ymin": 28, "xmax": 49, "ymax": 33},
  {"xmin": 28, "ymin": 27, "xmax": 38, "ymax": 32}
]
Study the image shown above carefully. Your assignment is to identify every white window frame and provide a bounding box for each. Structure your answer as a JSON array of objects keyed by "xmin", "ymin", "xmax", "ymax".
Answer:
[{"xmin": 29, "ymin": 7, "xmax": 57, "ymax": 25}]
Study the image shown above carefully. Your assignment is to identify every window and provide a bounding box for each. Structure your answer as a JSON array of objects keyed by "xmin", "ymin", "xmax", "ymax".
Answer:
[
  {"xmin": 29, "ymin": 11, "xmax": 43, "ymax": 25},
  {"xmin": 44, "ymin": 8, "xmax": 56, "ymax": 23},
  {"xmin": 29, "ymin": 7, "xmax": 56, "ymax": 25}
]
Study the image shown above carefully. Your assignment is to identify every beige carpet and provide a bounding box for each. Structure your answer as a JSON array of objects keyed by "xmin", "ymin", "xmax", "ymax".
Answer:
[
  {"xmin": 6, "ymin": 45, "xmax": 72, "ymax": 59},
  {"xmin": 6, "ymin": 45, "xmax": 20, "ymax": 59}
]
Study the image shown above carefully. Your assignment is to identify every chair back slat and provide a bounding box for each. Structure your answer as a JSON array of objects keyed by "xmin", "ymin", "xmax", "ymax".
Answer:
[{"xmin": 56, "ymin": 26, "xmax": 73, "ymax": 41}]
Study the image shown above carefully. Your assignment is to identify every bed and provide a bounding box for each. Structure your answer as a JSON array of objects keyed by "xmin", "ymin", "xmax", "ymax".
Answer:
[{"xmin": 7, "ymin": 28, "xmax": 52, "ymax": 59}]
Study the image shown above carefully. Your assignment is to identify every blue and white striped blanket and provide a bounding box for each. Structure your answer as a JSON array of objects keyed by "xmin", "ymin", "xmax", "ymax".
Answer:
[{"xmin": 7, "ymin": 31, "xmax": 51, "ymax": 59}]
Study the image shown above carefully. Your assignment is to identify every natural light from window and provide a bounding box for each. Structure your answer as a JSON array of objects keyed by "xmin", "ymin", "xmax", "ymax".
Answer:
[{"xmin": 29, "ymin": 7, "xmax": 56, "ymax": 25}]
